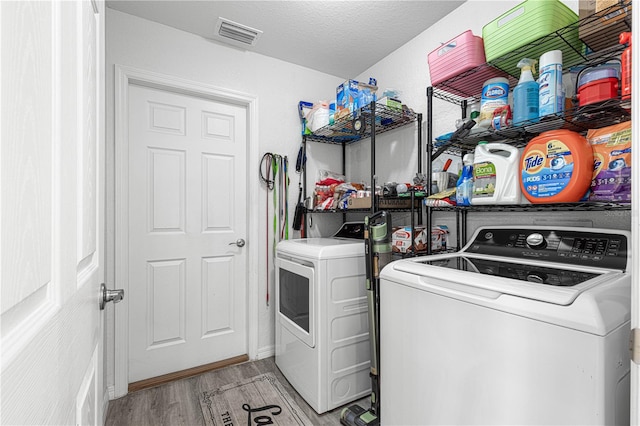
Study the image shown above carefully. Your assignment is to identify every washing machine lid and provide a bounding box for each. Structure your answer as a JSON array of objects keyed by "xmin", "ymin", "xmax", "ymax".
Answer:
[
  {"xmin": 421, "ymin": 255, "xmax": 599, "ymax": 286},
  {"xmin": 390, "ymin": 253, "xmax": 616, "ymax": 306},
  {"xmin": 276, "ymin": 238, "xmax": 364, "ymax": 259}
]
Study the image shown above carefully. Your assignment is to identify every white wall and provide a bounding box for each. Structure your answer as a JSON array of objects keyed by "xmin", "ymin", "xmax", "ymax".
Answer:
[
  {"xmin": 352, "ymin": 0, "xmax": 629, "ymax": 243},
  {"xmin": 104, "ymin": 8, "xmax": 344, "ymax": 391}
]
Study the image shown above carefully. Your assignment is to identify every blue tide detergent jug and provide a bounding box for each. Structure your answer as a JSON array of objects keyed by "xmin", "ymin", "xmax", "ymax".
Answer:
[
  {"xmin": 513, "ymin": 58, "xmax": 539, "ymax": 126},
  {"xmin": 455, "ymin": 154, "xmax": 474, "ymax": 206}
]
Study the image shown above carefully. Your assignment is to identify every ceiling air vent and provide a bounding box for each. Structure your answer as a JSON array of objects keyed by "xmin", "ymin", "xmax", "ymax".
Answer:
[{"xmin": 215, "ymin": 18, "xmax": 262, "ymax": 48}]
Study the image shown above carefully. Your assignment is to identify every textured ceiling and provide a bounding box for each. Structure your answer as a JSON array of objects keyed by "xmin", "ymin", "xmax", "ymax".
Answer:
[{"xmin": 106, "ymin": 1, "xmax": 466, "ymax": 78}]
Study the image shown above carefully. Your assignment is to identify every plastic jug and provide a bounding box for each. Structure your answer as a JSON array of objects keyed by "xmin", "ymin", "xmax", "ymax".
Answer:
[
  {"xmin": 472, "ymin": 142, "xmax": 522, "ymax": 205},
  {"xmin": 520, "ymin": 129, "xmax": 593, "ymax": 203}
]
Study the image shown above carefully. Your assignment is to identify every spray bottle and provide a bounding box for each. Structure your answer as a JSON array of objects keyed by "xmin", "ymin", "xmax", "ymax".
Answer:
[
  {"xmin": 620, "ymin": 32, "xmax": 631, "ymax": 101},
  {"xmin": 513, "ymin": 58, "xmax": 539, "ymax": 126}
]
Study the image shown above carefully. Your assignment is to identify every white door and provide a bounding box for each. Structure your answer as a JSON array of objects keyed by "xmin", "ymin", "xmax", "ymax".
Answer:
[
  {"xmin": 127, "ymin": 84, "xmax": 248, "ymax": 382},
  {"xmin": 1, "ymin": 0, "xmax": 105, "ymax": 424}
]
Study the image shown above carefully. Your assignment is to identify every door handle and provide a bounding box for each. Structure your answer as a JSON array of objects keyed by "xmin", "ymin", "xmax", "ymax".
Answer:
[
  {"xmin": 228, "ymin": 238, "xmax": 246, "ymax": 248},
  {"xmin": 100, "ymin": 283, "xmax": 124, "ymax": 310}
]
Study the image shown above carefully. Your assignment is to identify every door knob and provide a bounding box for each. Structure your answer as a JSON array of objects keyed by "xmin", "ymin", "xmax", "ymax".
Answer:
[
  {"xmin": 228, "ymin": 238, "xmax": 246, "ymax": 248},
  {"xmin": 100, "ymin": 283, "xmax": 124, "ymax": 310}
]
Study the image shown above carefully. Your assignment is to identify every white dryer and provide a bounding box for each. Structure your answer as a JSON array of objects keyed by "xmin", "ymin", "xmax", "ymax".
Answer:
[
  {"xmin": 275, "ymin": 223, "xmax": 370, "ymax": 414},
  {"xmin": 380, "ymin": 226, "xmax": 631, "ymax": 425}
]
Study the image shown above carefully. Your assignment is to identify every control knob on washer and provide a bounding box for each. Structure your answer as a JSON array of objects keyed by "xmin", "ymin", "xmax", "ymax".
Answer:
[{"xmin": 526, "ymin": 232, "xmax": 547, "ymax": 249}]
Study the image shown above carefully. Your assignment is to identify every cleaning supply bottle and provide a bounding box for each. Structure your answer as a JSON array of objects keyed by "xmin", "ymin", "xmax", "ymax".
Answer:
[
  {"xmin": 520, "ymin": 129, "xmax": 593, "ymax": 203},
  {"xmin": 620, "ymin": 32, "xmax": 631, "ymax": 101},
  {"xmin": 471, "ymin": 142, "xmax": 522, "ymax": 205},
  {"xmin": 513, "ymin": 58, "xmax": 539, "ymax": 126},
  {"xmin": 539, "ymin": 50, "xmax": 564, "ymax": 117},
  {"xmin": 478, "ymin": 77, "xmax": 509, "ymax": 128},
  {"xmin": 455, "ymin": 153, "xmax": 474, "ymax": 206}
]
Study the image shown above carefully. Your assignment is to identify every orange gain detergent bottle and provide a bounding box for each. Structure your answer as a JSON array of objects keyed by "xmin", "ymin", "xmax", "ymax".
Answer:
[{"xmin": 520, "ymin": 129, "xmax": 593, "ymax": 203}]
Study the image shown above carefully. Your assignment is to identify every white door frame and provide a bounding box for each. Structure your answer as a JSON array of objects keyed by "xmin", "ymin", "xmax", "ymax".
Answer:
[
  {"xmin": 112, "ymin": 65, "xmax": 260, "ymax": 397},
  {"xmin": 631, "ymin": 4, "xmax": 640, "ymax": 422}
]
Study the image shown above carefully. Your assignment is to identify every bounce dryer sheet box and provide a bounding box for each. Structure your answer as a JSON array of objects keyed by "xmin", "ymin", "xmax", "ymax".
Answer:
[
  {"xmin": 392, "ymin": 225, "xmax": 448, "ymax": 254},
  {"xmin": 588, "ymin": 121, "xmax": 631, "ymax": 202}
]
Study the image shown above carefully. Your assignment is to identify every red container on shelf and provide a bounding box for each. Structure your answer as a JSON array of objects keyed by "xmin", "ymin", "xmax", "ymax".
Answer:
[
  {"xmin": 576, "ymin": 66, "xmax": 619, "ymax": 106},
  {"xmin": 428, "ymin": 30, "xmax": 487, "ymax": 86},
  {"xmin": 620, "ymin": 32, "xmax": 631, "ymax": 100}
]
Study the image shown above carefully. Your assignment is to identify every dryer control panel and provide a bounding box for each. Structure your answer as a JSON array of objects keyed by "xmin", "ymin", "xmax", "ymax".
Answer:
[{"xmin": 465, "ymin": 228, "xmax": 628, "ymax": 271}]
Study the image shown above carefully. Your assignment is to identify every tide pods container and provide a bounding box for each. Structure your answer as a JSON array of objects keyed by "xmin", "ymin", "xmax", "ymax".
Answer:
[{"xmin": 520, "ymin": 130, "xmax": 593, "ymax": 203}]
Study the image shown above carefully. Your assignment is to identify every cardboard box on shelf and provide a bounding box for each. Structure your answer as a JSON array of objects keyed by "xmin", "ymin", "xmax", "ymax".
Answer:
[
  {"xmin": 346, "ymin": 197, "xmax": 371, "ymax": 209},
  {"xmin": 579, "ymin": 0, "xmax": 631, "ymax": 52},
  {"xmin": 595, "ymin": 0, "xmax": 624, "ymax": 12},
  {"xmin": 377, "ymin": 96, "xmax": 402, "ymax": 111},
  {"xmin": 346, "ymin": 197, "xmax": 422, "ymax": 210}
]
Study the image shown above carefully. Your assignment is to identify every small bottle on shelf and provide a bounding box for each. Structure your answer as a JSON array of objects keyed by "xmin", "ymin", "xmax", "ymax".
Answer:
[{"xmin": 455, "ymin": 154, "xmax": 474, "ymax": 207}]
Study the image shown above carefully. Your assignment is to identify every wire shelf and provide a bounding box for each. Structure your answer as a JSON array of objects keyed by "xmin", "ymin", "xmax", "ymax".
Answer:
[
  {"xmin": 432, "ymin": 96, "xmax": 631, "ymax": 157},
  {"xmin": 305, "ymin": 104, "xmax": 418, "ymax": 145},
  {"xmin": 432, "ymin": 202, "xmax": 630, "ymax": 212}
]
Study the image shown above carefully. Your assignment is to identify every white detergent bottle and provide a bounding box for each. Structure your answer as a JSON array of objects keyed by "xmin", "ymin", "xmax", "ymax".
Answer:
[{"xmin": 471, "ymin": 142, "xmax": 522, "ymax": 205}]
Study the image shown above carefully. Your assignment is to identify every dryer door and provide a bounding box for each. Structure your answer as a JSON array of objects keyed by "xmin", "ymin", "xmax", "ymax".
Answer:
[{"xmin": 276, "ymin": 256, "xmax": 316, "ymax": 348}]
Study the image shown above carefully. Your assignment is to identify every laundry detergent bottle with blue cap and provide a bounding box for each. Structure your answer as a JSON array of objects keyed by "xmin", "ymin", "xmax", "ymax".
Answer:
[
  {"xmin": 455, "ymin": 153, "xmax": 474, "ymax": 206},
  {"xmin": 513, "ymin": 58, "xmax": 539, "ymax": 126}
]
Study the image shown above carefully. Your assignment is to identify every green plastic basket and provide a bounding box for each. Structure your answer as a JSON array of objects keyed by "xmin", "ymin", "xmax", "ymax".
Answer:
[{"xmin": 483, "ymin": 0, "xmax": 580, "ymax": 65}]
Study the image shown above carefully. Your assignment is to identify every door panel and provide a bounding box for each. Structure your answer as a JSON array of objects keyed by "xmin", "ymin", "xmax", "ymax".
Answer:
[
  {"xmin": 128, "ymin": 84, "xmax": 247, "ymax": 382},
  {"xmin": 1, "ymin": 0, "xmax": 105, "ymax": 424}
]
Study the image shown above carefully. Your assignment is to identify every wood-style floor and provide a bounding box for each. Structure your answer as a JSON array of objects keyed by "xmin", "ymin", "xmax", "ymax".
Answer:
[{"xmin": 105, "ymin": 357, "xmax": 369, "ymax": 425}]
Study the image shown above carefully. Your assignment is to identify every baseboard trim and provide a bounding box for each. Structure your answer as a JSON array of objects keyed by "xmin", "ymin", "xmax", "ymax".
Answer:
[
  {"xmin": 103, "ymin": 387, "xmax": 111, "ymax": 424},
  {"xmin": 127, "ymin": 354, "xmax": 249, "ymax": 393},
  {"xmin": 257, "ymin": 345, "xmax": 274, "ymax": 360}
]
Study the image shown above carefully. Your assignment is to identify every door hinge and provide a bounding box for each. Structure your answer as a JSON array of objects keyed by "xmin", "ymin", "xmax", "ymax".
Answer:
[{"xmin": 630, "ymin": 328, "xmax": 640, "ymax": 364}]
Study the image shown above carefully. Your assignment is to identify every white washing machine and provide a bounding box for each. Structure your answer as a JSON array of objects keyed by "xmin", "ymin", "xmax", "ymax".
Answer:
[
  {"xmin": 380, "ymin": 226, "xmax": 631, "ymax": 425},
  {"xmin": 275, "ymin": 223, "xmax": 371, "ymax": 414}
]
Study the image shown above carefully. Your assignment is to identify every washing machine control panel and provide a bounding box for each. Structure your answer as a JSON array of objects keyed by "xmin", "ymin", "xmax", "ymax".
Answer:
[{"xmin": 466, "ymin": 228, "xmax": 628, "ymax": 270}]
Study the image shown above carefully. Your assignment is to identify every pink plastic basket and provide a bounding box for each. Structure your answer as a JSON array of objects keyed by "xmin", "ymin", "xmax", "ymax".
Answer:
[{"xmin": 428, "ymin": 30, "xmax": 486, "ymax": 86}]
